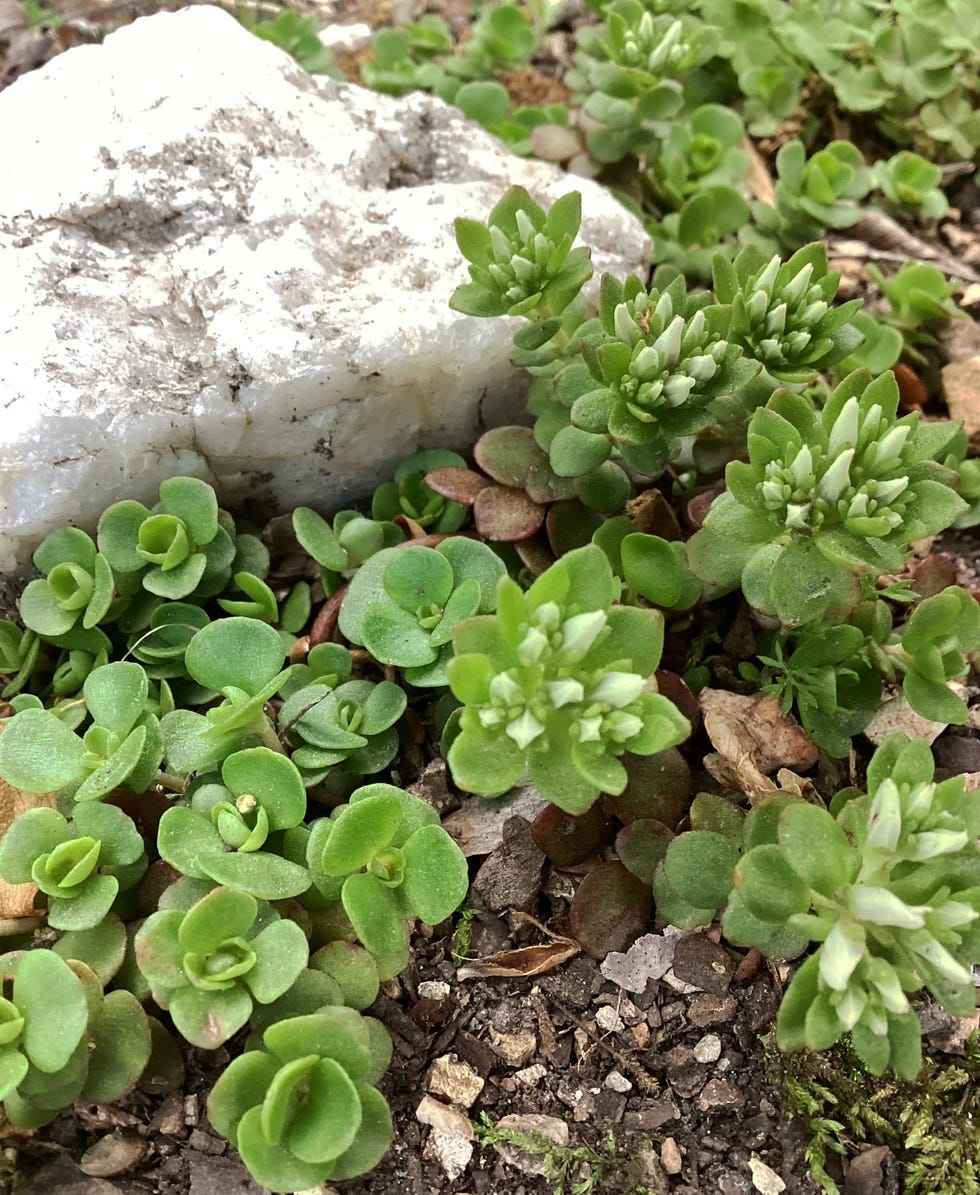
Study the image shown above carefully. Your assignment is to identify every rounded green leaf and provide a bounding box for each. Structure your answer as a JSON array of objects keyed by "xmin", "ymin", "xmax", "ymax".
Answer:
[
  {"xmin": 200, "ymin": 849, "xmax": 311, "ymax": 900},
  {"xmin": 47, "ymin": 874, "xmax": 118, "ymax": 931},
  {"xmin": 236, "ymin": 1104, "xmax": 333, "ymax": 1193},
  {"xmin": 169, "ymin": 984, "xmax": 253, "ymax": 1049},
  {"xmin": 16, "ymin": 950, "xmax": 88, "ymax": 1074},
  {"xmin": 157, "ymin": 806, "xmax": 223, "ymax": 878},
  {"xmin": 81, "ymin": 990, "xmax": 151, "ymax": 1103},
  {"xmin": 289, "ymin": 1056, "xmax": 362, "ymax": 1164},
  {"xmin": 663, "ymin": 831, "xmax": 739, "ymax": 910},
  {"xmin": 447, "ymin": 726, "xmax": 525, "ymax": 797},
  {"xmin": 263, "ymin": 1008, "xmax": 371, "ymax": 1078},
  {"xmin": 361, "ymin": 603, "xmax": 436, "ymax": 668},
  {"xmin": 734, "ymin": 845, "xmax": 812, "ymax": 922},
  {"xmin": 72, "ymin": 801, "xmax": 144, "ymax": 867},
  {"xmin": 0, "ymin": 1048, "xmax": 29, "ymax": 1101},
  {"xmin": 400, "ymin": 825, "xmax": 468, "ymax": 925},
  {"xmin": 243, "ymin": 918, "xmax": 310, "ymax": 1004},
  {"xmin": 53, "ymin": 915, "xmax": 127, "ymax": 984},
  {"xmin": 777, "ymin": 804, "xmax": 854, "ymax": 897},
  {"xmin": 293, "ymin": 507, "xmax": 348, "ymax": 573},
  {"xmin": 178, "ymin": 887, "xmax": 258, "ymax": 954},
  {"xmin": 341, "ymin": 872, "xmax": 409, "ymax": 958},
  {"xmin": 184, "ymin": 618, "xmax": 286, "ymax": 695},
  {"xmin": 208, "ymin": 1050, "xmax": 280, "ymax": 1141},
  {"xmin": 221, "ymin": 747, "xmax": 307, "ymax": 831},
  {"xmin": 382, "ymin": 548, "xmax": 454, "ymax": 612},
  {"xmin": 0, "ymin": 808, "xmax": 67, "ymax": 883},
  {"xmin": 82, "ymin": 662, "xmax": 149, "ymax": 736},
  {"xmin": 0, "ymin": 709, "xmax": 85, "ymax": 793},
  {"xmin": 19, "ymin": 579, "xmax": 78, "ymax": 636},
  {"xmin": 97, "ymin": 501, "xmax": 151, "ymax": 572},
  {"xmin": 328, "ymin": 1084, "xmax": 394, "ymax": 1181},
  {"xmin": 310, "ymin": 943, "xmax": 380, "ymax": 1012},
  {"xmin": 320, "ymin": 797, "xmax": 403, "ymax": 877}
]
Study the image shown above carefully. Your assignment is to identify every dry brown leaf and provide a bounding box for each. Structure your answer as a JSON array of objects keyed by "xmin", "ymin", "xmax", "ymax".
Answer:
[
  {"xmin": 741, "ymin": 136, "xmax": 775, "ymax": 208},
  {"xmin": 456, "ymin": 939, "xmax": 580, "ymax": 980},
  {"xmin": 829, "ymin": 211, "xmax": 980, "ymax": 284},
  {"xmin": 699, "ymin": 689, "xmax": 818, "ymax": 804}
]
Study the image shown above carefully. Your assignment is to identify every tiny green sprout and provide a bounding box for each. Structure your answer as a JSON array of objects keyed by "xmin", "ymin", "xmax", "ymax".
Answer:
[
  {"xmin": 159, "ymin": 617, "xmax": 291, "ymax": 774},
  {"xmin": 727, "ymin": 734, "xmax": 980, "ymax": 1079},
  {"xmin": 554, "ymin": 272, "xmax": 755, "ymax": 480},
  {"xmin": 207, "ymin": 1009, "xmax": 393, "ymax": 1191},
  {"xmin": 450, "ymin": 186, "xmax": 592, "ymax": 320},
  {"xmin": 687, "ymin": 369, "xmax": 966, "ymax": 626},
  {"xmin": 359, "ymin": 22, "xmax": 449, "ymax": 96},
  {"xmin": 877, "ymin": 586, "xmax": 980, "ymax": 724},
  {"xmin": 371, "ymin": 450, "xmax": 470, "ymax": 533},
  {"xmin": 157, "ymin": 747, "xmax": 311, "ymax": 898},
  {"xmin": 217, "ymin": 572, "xmax": 279, "ymax": 623},
  {"xmin": 446, "ymin": 544, "xmax": 689, "ymax": 813},
  {"xmin": 98, "ymin": 476, "xmax": 237, "ymax": 601},
  {"xmin": 868, "ymin": 262, "xmax": 965, "ymax": 344},
  {"xmin": 292, "ymin": 507, "xmax": 405, "ymax": 595},
  {"xmin": 713, "ymin": 243, "xmax": 864, "ymax": 384},
  {"xmin": 339, "ymin": 538, "xmax": 505, "ymax": 687},
  {"xmin": 278, "ymin": 679, "xmax": 406, "ymax": 787},
  {"xmin": 307, "ymin": 783, "xmax": 468, "ymax": 957},
  {"xmin": 0, "ymin": 661, "xmax": 163, "ymax": 802},
  {"xmin": 19, "ymin": 527, "xmax": 116, "ymax": 637},
  {"xmin": 135, "ymin": 886, "xmax": 309, "ymax": 1048},
  {"xmin": 0, "ymin": 803, "xmax": 145, "ymax": 930},
  {"xmin": 873, "ymin": 151, "xmax": 948, "ymax": 220}
]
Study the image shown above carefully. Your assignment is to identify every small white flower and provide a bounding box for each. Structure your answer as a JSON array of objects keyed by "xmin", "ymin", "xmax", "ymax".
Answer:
[
  {"xmin": 782, "ymin": 262, "xmax": 814, "ymax": 305},
  {"xmin": 560, "ymin": 610, "xmax": 608, "ymax": 657},
  {"xmin": 827, "ymin": 396, "xmax": 859, "ymax": 455},
  {"xmin": 545, "ymin": 678, "xmax": 585, "ymax": 709},
  {"xmin": 489, "ymin": 671, "xmax": 524, "ymax": 706},
  {"xmin": 873, "ymin": 423, "xmax": 910, "ymax": 467},
  {"xmin": 663, "ymin": 375, "xmax": 696, "ymax": 406},
  {"xmin": 906, "ymin": 829, "xmax": 970, "ymax": 861},
  {"xmin": 819, "ymin": 921, "xmax": 865, "ymax": 991},
  {"xmin": 816, "ymin": 448, "xmax": 855, "ymax": 504},
  {"xmin": 590, "ymin": 671, "xmax": 646, "ymax": 708},
  {"xmin": 873, "ymin": 476, "xmax": 909, "ymax": 505},
  {"xmin": 576, "ymin": 714, "xmax": 604, "ymax": 743},
  {"xmin": 514, "ymin": 208, "xmax": 537, "ymax": 244},
  {"xmin": 517, "ymin": 627, "xmax": 549, "ymax": 665},
  {"xmin": 753, "ymin": 255, "xmax": 781, "ymax": 299},
  {"xmin": 653, "ymin": 315, "xmax": 684, "ymax": 368},
  {"xmin": 505, "ymin": 709, "xmax": 546, "ymax": 750},
  {"xmin": 603, "ymin": 711, "xmax": 644, "ymax": 741},
  {"xmin": 785, "ymin": 503, "xmax": 811, "ymax": 530},
  {"xmin": 850, "ymin": 886, "xmax": 926, "ymax": 929},
  {"xmin": 865, "ymin": 778, "xmax": 902, "ymax": 852},
  {"xmin": 789, "ymin": 444, "xmax": 814, "ymax": 488},
  {"xmin": 654, "ymin": 291, "xmax": 674, "ymax": 327},
  {"xmin": 614, "ymin": 302, "xmax": 639, "ymax": 345}
]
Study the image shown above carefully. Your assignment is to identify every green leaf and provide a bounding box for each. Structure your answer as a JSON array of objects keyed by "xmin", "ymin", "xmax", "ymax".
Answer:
[
  {"xmin": 361, "ymin": 603, "xmax": 436, "ymax": 667},
  {"xmin": 73, "ymin": 724, "xmax": 148, "ymax": 803},
  {"xmin": 159, "ymin": 476, "xmax": 219, "ymax": 545},
  {"xmin": 328, "ymin": 1084, "xmax": 394, "ymax": 1181},
  {"xmin": 382, "ymin": 548, "xmax": 454, "ymax": 612},
  {"xmin": 310, "ymin": 943, "xmax": 379, "ymax": 1012},
  {"xmin": 97, "ymin": 501, "xmax": 152, "ymax": 572},
  {"xmin": 16, "ymin": 951, "xmax": 87, "ymax": 1074},
  {"xmin": 207, "ymin": 1050, "xmax": 280, "ymax": 1141},
  {"xmin": 735, "ymin": 846, "xmax": 811, "ymax": 922},
  {"xmin": 264, "ymin": 1007, "xmax": 371, "ymax": 1077},
  {"xmin": 200, "ymin": 851, "xmax": 311, "ymax": 900},
  {"xmin": 341, "ymin": 872, "xmax": 409, "ymax": 958},
  {"xmin": 81, "ymin": 990, "xmax": 151, "ymax": 1103},
  {"xmin": 72, "ymin": 801, "xmax": 144, "ymax": 867},
  {"xmin": 320, "ymin": 796, "xmax": 403, "ymax": 877},
  {"xmin": 184, "ymin": 618, "xmax": 286, "ymax": 695},
  {"xmin": 178, "ymin": 887, "xmax": 258, "ymax": 953},
  {"xmin": 0, "ymin": 1049, "xmax": 29, "ymax": 1101},
  {"xmin": 768, "ymin": 540, "xmax": 861, "ymax": 626},
  {"xmin": 447, "ymin": 726, "xmax": 525, "ymax": 797},
  {"xmin": 400, "ymin": 825, "xmax": 468, "ymax": 925},
  {"xmin": 549, "ymin": 425, "xmax": 611, "ymax": 478},
  {"xmin": 0, "ymin": 808, "xmax": 67, "ymax": 883},
  {"xmin": 169, "ymin": 984, "xmax": 253, "ymax": 1049},
  {"xmin": 52, "ymin": 916, "xmax": 127, "ymax": 984},
  {"xmin": 244, "ymin": 919, "xmax": 310, "ymax": 1004},
  {"xmin": 0, "ymin": 710, "xmax": 85, "ymax": 792},
  {"xmin": 663, "ymin": 831, "xmax": 739, "ymax": 910},
  {"xmin": 777, "ymin": 804, "xmax": 854, "ymax": 897},
  {"xmin": 775, "ymin": 952, "xmax": 821, "ymax": 1051},
  {"xmin": 288, "ymin": 1057, "xmax": 362, "ymax": 1164},
  {"xmin": 221, "ymin": 748, "xmax": 307, "ymax": 831}
]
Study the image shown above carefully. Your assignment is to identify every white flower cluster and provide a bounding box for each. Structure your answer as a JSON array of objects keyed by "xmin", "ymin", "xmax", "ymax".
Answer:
[
  {"xmin": 487, "ymin": 211, "xmax": 560, "ymax": 309},
  {"xmin": 744, "ymin": 258, "xmax": 830, "ymax": 364}
]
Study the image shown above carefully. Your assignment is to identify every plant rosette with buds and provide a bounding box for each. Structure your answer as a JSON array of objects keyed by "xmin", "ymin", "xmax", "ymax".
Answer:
[
  {"xmin": 687, "ymin": 369, "xmax": 966, "ymax": 625},
  {"xmin": 726, "ymin": 735, "xmax": 980, "ymax": 1079},
  {"xmin": 207, "ymin": 1009, "xmax": 393, "ymax": 1191},
  {"xmin": 306, "ymin": 783, "xmax": 468, "ymax": 958},
  {"xmin": 135, "ymin": 886, "xmax": 309, "ymax": 1049},
  {"xmin": 446, "ymin": 543, "xmax": 690, "ymax": 813}
]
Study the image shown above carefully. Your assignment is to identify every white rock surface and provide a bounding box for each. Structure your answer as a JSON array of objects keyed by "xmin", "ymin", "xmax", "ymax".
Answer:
[{"xmin": 0, "ymin": 6, "xmax": 649, "ymax": 573}]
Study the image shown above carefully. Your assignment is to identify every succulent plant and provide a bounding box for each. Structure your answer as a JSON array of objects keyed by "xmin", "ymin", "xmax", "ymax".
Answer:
[
  {"xmin": 19, "ymin": 528, "xmax": 117, "ymax": 637},
  {"xmin": 872, "ymin": 151, "xmax": 948, "ymax": 220},
  {"xmin": 338, "ymin": 538, "xmax": 506, "ymax": 687},
  {"xmin": 712, "ymin": 243, "xmax": 864, "ymax": 384},
  {"xmin": 0, "ymin": 621, "xmax": 41, "ymax": 698},
  {"xmin": 371, "ymin": 450, "xmax": 470, "ymax": 533},
  {"xmin": 135, "ymin": 886, "xmax": 309, "ymax": 1048},
  {"xmin": 0, "ymin": 802, "xmax": 145, "ymax": 930},
  {"xmin": 687, "ymin": 369, "xmax": 966, "ymax": 625},
  {"xmin": 446, "ymin": 544, "xmax": 690, "ymax": 813},
  {"xmin": 640, "ymin": 103, "xmax": 748, "ymax": 212},
  {"xmin": 293, "ymin": 507, "xmax": 405, "ymax": 595},
  {"xmin": 98, "ymin": 477, "xmax": 238, "ymax": 602},
  {"xmin": 726, "ymin": 735, "xmax": 980, "ymax": 1078},
  {"xmin": 207, "ymin": 1009, "xmax": 393, "ymax": 1190},
  {"xmin": 306, "ymin": 783, "xmax": 468, "ymax": 957}
]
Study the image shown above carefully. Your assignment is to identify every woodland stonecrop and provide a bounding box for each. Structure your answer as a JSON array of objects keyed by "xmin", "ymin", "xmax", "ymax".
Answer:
[
  {"xmin": 446, "ymin": 544, "xmax": 690, "ymax": 813},
  {"xmin": 135, "ymin": 886, "xmax": 309, "ymax": 1050},
  {"xmin": 713, "ymin": 243, "xmax": 863, "ymax": 383},
  {"xmin": 558, "ymin": 272, "xmax": 756, "ymax": 478},
  {"xmin": 728, "ymin": 735, "xmax": 980, "ymax": 1079},
  {"xmin": 451, "ymin": 186, "xmax": 592, "ymax": 320},
  {"xmin": 157, "ymin": 747, "xmax": 311, "ymax": 899},
  {"xmin": 19, "ymin": 528, "xmax": 116, "ymax": 638},
  {"xmin": 98, "ymin": 476, "xmax": 240, "ymax": 602},
  {"xmin": 0, "ymin": 803, "xmax": 145, "ymax": 931},
  {"xmin": 687, "ymin": 369, "xmax": 966, "ymax": 626},
  {"xmin": 307, "ymin": 783, "xmax": 468, "ymax": 957},
  {"xmin": 872, "ymin": 151, "xmax": 948, "ymax": 220},
  {"xmin": 207, "ymin": 1009, "xmax": 393, "ymax": 1191},
  {"xmin": 292, "ymin": 507, "xmax": 405, "ymax": 596},
  {"xmin": 0, "ymin": 660, "xmax": 163, "ymax": 803},
  {"xmin": 371, "ymin": 449, "xmax": 470, "ymax": 533},
  {"xmin": 338, "ymin": 538, "xmax": 506, "ymax": 687}
]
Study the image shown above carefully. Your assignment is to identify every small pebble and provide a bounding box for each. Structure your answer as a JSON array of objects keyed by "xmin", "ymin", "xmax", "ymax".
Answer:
[
  {"xmin": 491, "ymin": 1030, "xmax": 537, "ymax": 1067},
  {"xmin": 514, "ymin": 1063, "xmax": 547, "ymax": 1087},
  {"xmin": 595, "ymin": 1005, "xmax": 624, "ymax": 1033},
  {"xmin": 749, "ymin": 1157, "xmax": 786, "ymax": 1194},
  {"xmin": 418, "ymin": 980, "xmax": 451, "ymax": 1000},
  {"xmin": 693, "ymin": 1033, "xmax": 723, "ymax": 1063},
  {"xmin": 603, "ymin": 1069, "xmax": 633, "ymax": 1093},
  {"xmin": 427, "ymin": 1054, "xmax": 485, "ymax": 1109},
  {"xmin": 79, "ymin": 1133, "xmax": 146, "ymax": 1178},
  {"xmin": 661, "ymin": 1137, "xmax": 683, "ymax": 1175}
]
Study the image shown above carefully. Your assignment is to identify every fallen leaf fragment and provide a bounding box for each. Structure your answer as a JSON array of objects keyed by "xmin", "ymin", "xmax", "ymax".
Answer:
[
  {"xmin": 456, "ymin": 939, "xmax": 580, "ymax": 980},
  {"xmin": 600, "ymin": 932, "xmax": 677, "ymax": 994},
  {"xmin": 0, "ymin": 769, "xmax": 55, "ymax": 922},
  {"xmin": 864, "ymin": 688, "xmax": 958, "ymax": 746},
  {"xmin": 843, "ymin": 1145, "xmax": 891, "ymax": 1195},
  {"xmin": 941, "ymin": 355, "xmax": 980, "ymax": 449}
]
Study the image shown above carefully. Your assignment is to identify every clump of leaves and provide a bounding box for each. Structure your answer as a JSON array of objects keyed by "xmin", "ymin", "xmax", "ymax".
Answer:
[
  {"xmin": 293, "ymin": 507, "xmax": 404, "ymax": 596},
  {"xmin": 728, "ymin": 734, "xmax": 980, "ymax": 1079},
  {"xmin": 135, "ymin": 886, "xmax": 309, "ymax": 1049},
  {"xmin": 446, "ymin": 544, "xmax": 689, "ymax": 812},
  {"xmin": 371, "ymin": 450, "xmax": 470, "ymax": 533},
  {"xmin": 872, "ymin": 151, "xmax": 948, "ymax": 221},
  {"xmin": 18, "ymin": 528, "xmax": 117, "ymax": 638},
  {"xmin": 687, "ymin": 369, "xmax": 965, "ymax": 626},
  {"xmin": 867, "ymin": 262, "xmax": 965, "ymax": 351},
  {"xmin": 306, "ymin": 783, "xmax": 468, "ymax": 957},
  {"xmin": 249, "ymin": 10, "xmax": 342, "ymax": 76},
  {"xmin": 207, "ymin": 1009, "xmax": 393, "ymax": 1190}
]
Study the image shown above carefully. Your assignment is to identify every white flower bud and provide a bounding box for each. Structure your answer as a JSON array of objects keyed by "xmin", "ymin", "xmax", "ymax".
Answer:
[
  {"xmin": 590, "ymin": 671, "xmax": 646, "ymax": 708},
  {"xmin": 576, "ymin": 714, "xmax": 604, "ymax": 743},
  {"xmin": 517, "ymin": 626, "xmax": 550, "ymax": 664},
  {"xmin": 478, "ymin": 707, "xmax": 505, "ymax": 728},
  {"xmin": 753, "ymin": 255, "xmax": 781, "ymax": 300},
  {"xmin": 654, "ymin": 290, "xmax": 673, "ymax": 326},
  {"xmin": 761, "ymin": 479, "xmax": 786, "ymax": 507},
  {"xmin": 614, "ymin": 302, "xmax": 639, "ymax": 345},
  {"xmin": 603, "ymin": 711, "xmax": 644, "ymax": 741},
  {"xmin": 747, "ymin": 289, "xmax": 770, "ymax": 324},
  {"xmin": 765, "ymin": 302, "xmax": 788, "ymax": 336},
  {"xmin": 816, "ymin": 448, "xmax": 855, "ymax": 504},
  {"xmin": 546, "ymin": 678, "xmax": 585, "ymax": 709},
  {"xmin": 560, "ymin": 610, "xmax": 608, "ymax": 657},
  {"xmin": 799, "ymin": 299, "xmax": 828, "ymax": 324},
  {"xmin": 865, "ymin": 778, "xmax": 901, "ymax": 852},
  {"xmin": 850, "ymin": 887, "xmax": 927, "ymax": 929},
  {"xmin": 633, "ymin": 345, "xmax": 663, "ymax": 378},
  {"xmin": 489, "ymin": 226, "xmax": 512, "ymax": 261},
  {"xmin": 789, "ymin": 444, "xmax": 814, "ymax": 487},
  {"xmin": 663, "ymin": 375, "xmax": 697, "ymax": 406},
  {"xmin": 872, "ymin": 476, "xmax": 909, "ymax": 505},
  {"xmin": 532, "ymin": 601, "xmax": 562, "ymax": 632},
  {"xmin": 515, "ymin": 209, "xmax": 537, "ymax": 244},
  {"xmin": 505, "ymin": 709, "xmax": 545, "ymax": 750},
  {"xmin": 910, "ymin": 936, "xmax": 972, "ymax": 986},
  {"xmin": 489, "ymin": 672, "xmax": 524, "ymax": 706},
  {"xmin": 873, "ymin": 423, "xmax": 910, "ymax": 467},
  {"xmin": 785, "ymin": 503, "xmax": 811, "ymax": 530},
  {"xmin": 686, "ymin": 354, "xmax": 718, "ymax": 383},
  {"xmin": 710, "ymin": 339, "xmax": 729, "ymax": 362},
  {"xmin": 847, "ymin": 492, "xmax": 869, "ymax": 520},
  {"xmin": 904, "ymin": 781, "xmax": 936, "ymax": 822},
  {"xmin": 683, "ymin": 308, "xmax": 705, "ymax": 347},
  {"xmin": 781, "ymin": 262, "xmax": 814, "ymax": 305},
  {"xmin": 819, "ymin": 921, "xmax": 865, "ymax": 991},
  {"xmin": 906, "ymin": 829, "xmax": 970, "ymax": 861},
  {"xmin": 866, "ymin": 956, "xmax": 910, "ymax": 1014},
  {"xmin": 827, "ymin": 397, "xmax": 860, "ymax": 455},
  {"xmin": 653, "ymin": 315, "xmax": 685, "ymax": 368},
  {"xmin": 928, "ymin": 900, "xmax": 978, "ymax": 931}
]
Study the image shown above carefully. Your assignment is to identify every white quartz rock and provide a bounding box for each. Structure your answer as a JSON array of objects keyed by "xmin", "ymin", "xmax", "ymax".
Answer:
[{"xmin": 0, "ymin": 5, "xmax": 649, "ymax": 573}]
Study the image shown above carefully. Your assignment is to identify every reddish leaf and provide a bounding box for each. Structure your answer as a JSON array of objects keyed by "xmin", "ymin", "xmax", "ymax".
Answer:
[
  {"xmin": 568, "ymin": 861, "xmax": 653, "ymax": 958},
  {"xmin": 545, "ymin": 501, "xmax": 604, "ymax": 556},
  {"xmin": 615, "ymin": 819, "xmax": 673, "ymax": 886},
  {"xmin": 514, "ymin": 536, "xmax": 555, "ymax": 576},
  {"xmin": 531, "ymin": 803, "xmax": 615, "ymax": 867},
  {"xmin": 655, "ymin": 670, "xmax": 701, "ymax": 733},
  {"xmin": 686, "ymin": 484, "xmax": 725, "ymax": 529},
  {"xmin": 530, "ymin": 124, "xmax": 583, "ymax": 162},
  {"xmin": 605, "ymin": 749, "xmax": 692, "ymax": 828},
  {"xmin": 474, "ymin": 426, "xmax": 542, "ymax": 488},
  {"xmin": 425, "ymin": 466, "xmax": 489, "ymax": 505},
  {"xmin": 474, "ymin": 485, "xmax": 546, "ymax": 541}
]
